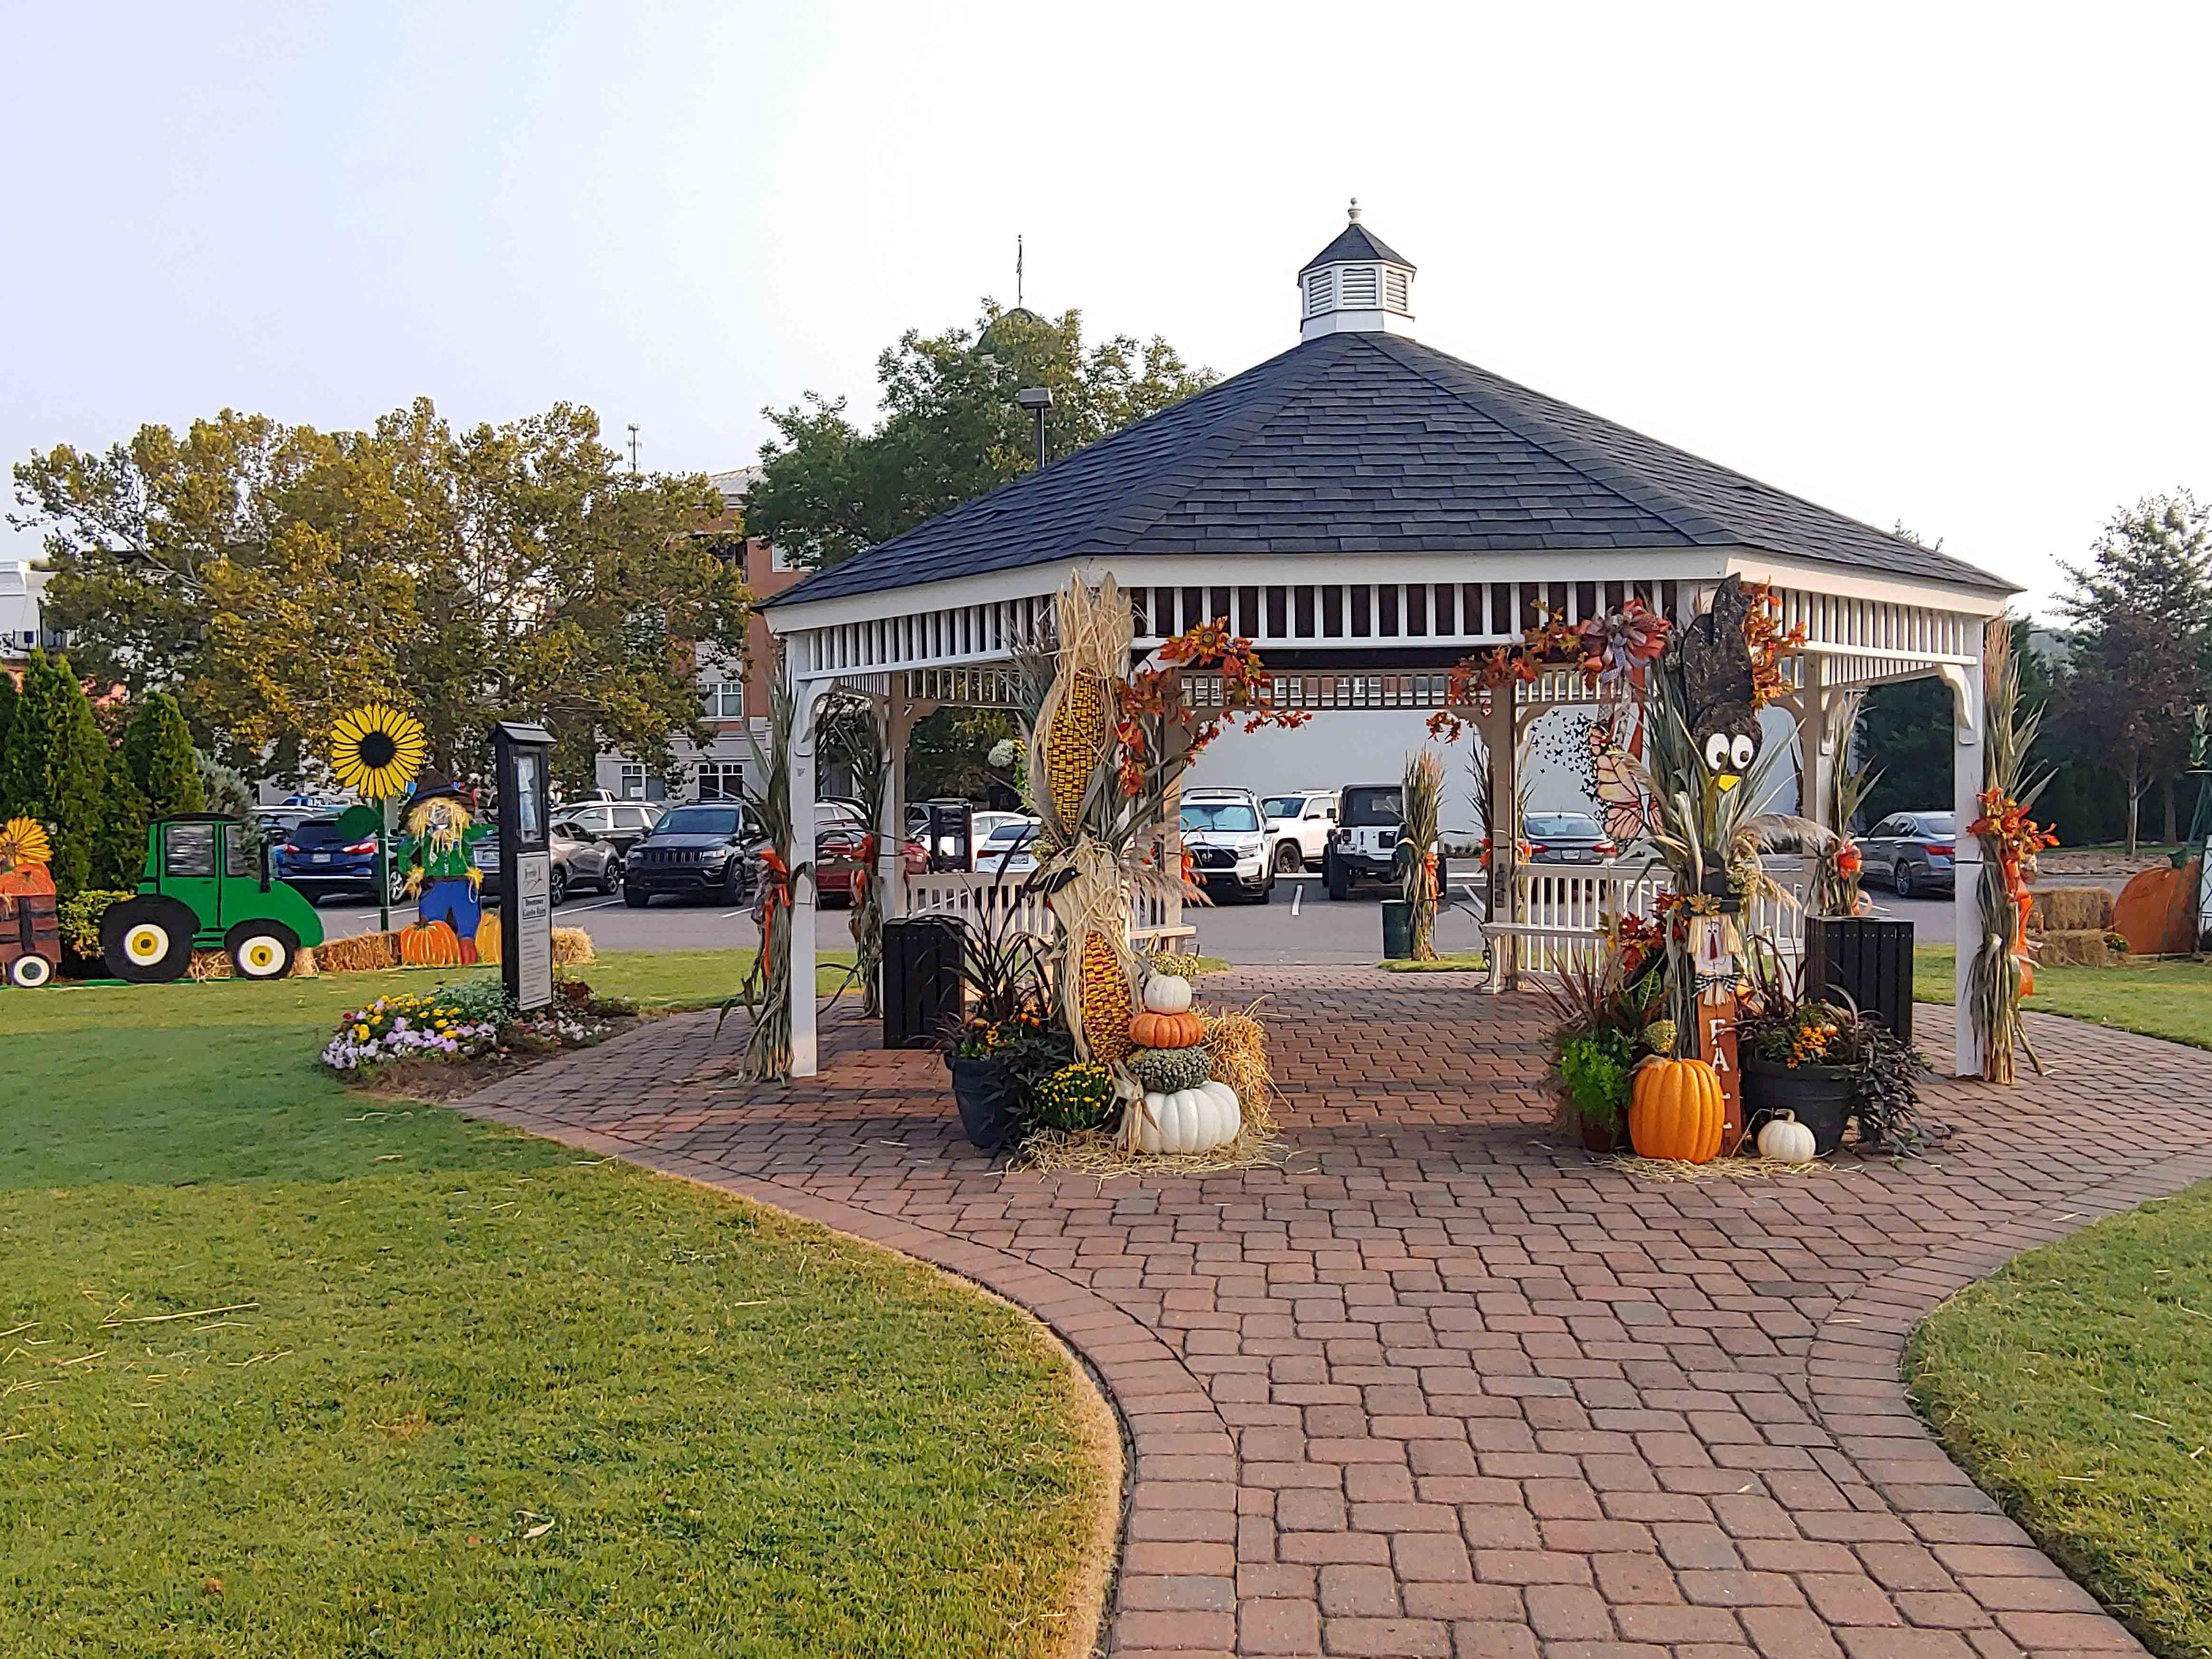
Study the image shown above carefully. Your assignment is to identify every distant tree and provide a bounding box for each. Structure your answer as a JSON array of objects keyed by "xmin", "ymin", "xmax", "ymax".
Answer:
[
  {"xmin": 2051, "ymin": 492, "xmax": 2212, "ymax": 853},
  {"xmin": 195, "ymin": 752, "xmax": 256, "ymax": 821},
  {"xmin": 746, "ymin": 302, "xmax": 1214, "ymax": 570},
  {"xmin": 122, "ymin": 690, "xmax": 205, "ymax": 818},
  {"xmin": 2, "ymin": 651, "xmax": 108, "ymax": 893},
  {"xmin": 0, "ymin": 671, "xmax": 16, "ymax": 817},
  {"xmin": 1858, "ymin": 523, "xmax": 1960, "ymax": 823},
  {"xmin": 14, "ymin": 400, "xmax": 751, "ymax": 791}
]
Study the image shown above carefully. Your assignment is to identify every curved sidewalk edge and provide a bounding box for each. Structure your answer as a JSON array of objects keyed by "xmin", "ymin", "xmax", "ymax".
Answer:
[
  {"xmin": 458, "ymin": 1106, "xmax": 1235, "ymax": 1658},
  {"xmin": 1806, "ymin": 1148, "xmax": 2212, "ymax": 1657}
]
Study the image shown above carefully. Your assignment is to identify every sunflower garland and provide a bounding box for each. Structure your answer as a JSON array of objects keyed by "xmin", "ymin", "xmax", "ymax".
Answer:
[{"xmin": 329, "ymin": 704, "xmax": 428, "ymax": 800}]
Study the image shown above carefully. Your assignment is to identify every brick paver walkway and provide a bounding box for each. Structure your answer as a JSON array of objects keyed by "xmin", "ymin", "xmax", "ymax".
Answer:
[{"xmin": 462, "ymin": 969, "xmax": 2212, "ymax": 1659}]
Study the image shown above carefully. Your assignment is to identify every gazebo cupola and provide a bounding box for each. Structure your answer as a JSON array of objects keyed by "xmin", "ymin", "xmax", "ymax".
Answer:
[{"xmin": 1298, "ymin": 199, "xmax": 1415, "ymax": 341}]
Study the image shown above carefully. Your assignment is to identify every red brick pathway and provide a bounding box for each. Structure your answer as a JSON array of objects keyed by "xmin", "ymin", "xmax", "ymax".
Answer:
[{"xmin": 461, "ymin": 969, "xmax": 2212, "ymax": 1658}]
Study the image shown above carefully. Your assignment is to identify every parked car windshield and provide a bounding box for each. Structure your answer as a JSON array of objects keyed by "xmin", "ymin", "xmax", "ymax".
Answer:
[
  {"xmin": 1261, "ymin": 795, "xmax": 1306, "ymax": 820},
  {"xmin": 1914, "ymin": 813, "xmax": 1957, "ymax": 836},
  {"xmin": 1340, "ymin": 787, "xmax": 1402, "ymax": 827},
  {"xmin": 1182, "ymin": 801, "xmax": 1261, "ymax": 833},
  {"xmin": 1527, "ymin": 813, "xmax": 1603, "ymax": 839},
  {"xmin": 656, "ymin": 806, "xmax": 748, "ymax": 837},
  {"xmin": 985, "ymin": 822, "xmax": 1037, "ymax": 845},
  {"xmin": 286, "ymin": 818, "xmax": 352, "ymax": 849}
]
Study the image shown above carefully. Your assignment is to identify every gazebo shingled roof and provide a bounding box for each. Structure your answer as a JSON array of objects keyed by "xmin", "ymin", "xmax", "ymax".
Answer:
[{"xmin": 766, "ymin": 329, "xmax": 2008, "ymax": 611}]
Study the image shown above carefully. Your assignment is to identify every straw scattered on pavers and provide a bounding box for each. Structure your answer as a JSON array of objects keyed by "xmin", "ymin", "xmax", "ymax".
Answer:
[{"xmin": 461, "ymin": 967, "xmax": 2212, "ymax": 1659}]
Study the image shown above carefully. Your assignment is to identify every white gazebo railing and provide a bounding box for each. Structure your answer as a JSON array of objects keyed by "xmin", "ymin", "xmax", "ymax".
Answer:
[
  {"xmin": 904, "ymin": 871, "xmax": 1197, "ymax": 952},
  {"xmin": 1486, "ymin": 863, "xmax": 1809, "ymax": 985}
]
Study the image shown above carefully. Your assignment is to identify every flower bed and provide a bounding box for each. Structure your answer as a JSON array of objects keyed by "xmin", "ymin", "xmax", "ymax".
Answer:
[{"xmin": 319, "ymin": 975, "xmax": 626, "ymax": 1095}]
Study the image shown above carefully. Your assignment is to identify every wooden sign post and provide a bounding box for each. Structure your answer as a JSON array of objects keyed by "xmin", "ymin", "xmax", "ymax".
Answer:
[{"xmin": 1692, "ymin": 914, "xmax": 1745, "ymax": 1154}]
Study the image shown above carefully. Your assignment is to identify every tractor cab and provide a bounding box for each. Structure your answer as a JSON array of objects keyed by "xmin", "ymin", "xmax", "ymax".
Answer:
[{"xmin": 102, "ymin": 816, "xmax": 325, "ymax": 982}]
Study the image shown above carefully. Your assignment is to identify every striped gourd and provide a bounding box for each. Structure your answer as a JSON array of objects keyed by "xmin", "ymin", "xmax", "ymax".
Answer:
[
  {"xmin": 1078, "ymin": 928, "xmax": 1133, "ymax": 1064},
  {"xmin": 1045, "ymin": 669, "xmax": 1108, "ymax": 828}
]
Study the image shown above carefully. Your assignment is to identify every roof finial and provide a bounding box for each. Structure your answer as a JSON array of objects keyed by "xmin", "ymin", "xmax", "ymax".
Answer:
[{"xmin": 1347, "ymin": 197, "xmax": 1361, "ymax": 222}]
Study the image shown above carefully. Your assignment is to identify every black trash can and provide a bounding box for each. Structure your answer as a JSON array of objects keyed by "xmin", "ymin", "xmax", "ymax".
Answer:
[
  {"xmin": 1380, "ymin": 899, "xmax": 1413, "ymax": 960},
  {"xmin": 1803, "ymin": 916, "xmax": 1914, "ymax": 1043},
  {"xmin": 882, "ymin": 915, "xmax": 965, "ymax": 1049}
]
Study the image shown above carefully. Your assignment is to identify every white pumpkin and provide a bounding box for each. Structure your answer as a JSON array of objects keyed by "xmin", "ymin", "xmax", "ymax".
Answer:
[
  {"xmin": 1142, "ymin": 974, "xmax": 1194, "ymax": 1015},
  {"xmin": 1132, "ymin": 1080, "xmax": 1240, "ymax": 1154},
  {"xmin": 1756, "ymin": 1110, "xmax": 1817, "ymax": 1164}
]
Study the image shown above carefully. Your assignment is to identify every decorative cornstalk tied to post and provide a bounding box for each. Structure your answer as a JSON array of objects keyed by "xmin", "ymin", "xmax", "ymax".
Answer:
[
  {"xmin": 724, "ymin": 676, "xmax": 810, "ymax": 1082},
  {"xmin": 1810, "ymin": 687, "xmax": 1878, "ymax": 918},
  {"xmin": 820, "ymin": 694, "xmax": 891, "ymax": 1018},
  {"xmin": 1400, "ymin": 749, "xmax": 1445, "ymax": 961},
  {"xmin": 1965, "ymin": 623, "xmax": 2057, "ymax": 1084}
]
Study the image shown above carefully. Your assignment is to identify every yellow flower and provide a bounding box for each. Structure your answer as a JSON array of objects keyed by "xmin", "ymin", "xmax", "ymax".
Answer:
[{"xmin": 329, "ymin": 704, "xmax": 429, "ymax": 801}]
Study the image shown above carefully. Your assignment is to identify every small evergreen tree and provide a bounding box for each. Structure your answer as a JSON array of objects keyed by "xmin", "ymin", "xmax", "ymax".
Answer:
[
  {"xmin": 93, "ymin": 744, "xmax": 150, "ymax": 889},
  {"xmin": 5, "ymin": 651, "xmax": 108, "ymax": 893},
  {"xmin": 195, "ymin": 752, "xmax": 255, "ymax": 821},
  {"xmin": 0, "ymin": 658, "xmax": 42, "ymax": 819},
  {"xmin": 0, "ymin": 671, "xmax": 17, "ymax": 817},
  {"xmin": 122, "ymin": 690, "xmax": 204, "ymax": 818}
]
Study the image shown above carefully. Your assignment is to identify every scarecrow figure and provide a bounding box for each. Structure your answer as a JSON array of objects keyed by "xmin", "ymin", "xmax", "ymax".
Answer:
[
  {"xmin": 1678, "ymin": 574, "xmax": 1764, "ymax": 792},
  {"xmin": 396, "ymin": 776, "xmax": 491, "ymax": 964}
]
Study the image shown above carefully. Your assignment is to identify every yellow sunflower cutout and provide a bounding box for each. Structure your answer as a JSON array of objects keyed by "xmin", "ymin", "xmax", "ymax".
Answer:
[
  {"xmin": 0, "ymin": 817, "xmax": 52, "ymax": 874},
  {"xmin": 330, "ymin": 704, "xmax": 428, "ymax": 800}
]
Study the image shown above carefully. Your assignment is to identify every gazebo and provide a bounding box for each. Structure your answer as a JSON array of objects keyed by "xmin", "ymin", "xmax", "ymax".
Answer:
[{"xmin": 762, "ymin": 205, "xmax": 2016, "ymax": 1079}]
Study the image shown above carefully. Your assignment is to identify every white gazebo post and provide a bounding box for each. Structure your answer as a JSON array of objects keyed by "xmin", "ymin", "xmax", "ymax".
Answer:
[
  {"xmin": 1945, "ymin": 630, "xmax": 1989, "ymax": 1079},
  {"xmin": 788, "ymin": 674, "xmax": 830, "ymax": 1077},
  {"xmin": 1797, "ymin": 653, "xmax": 1834, "ymax": 829},
  {"xmin": 1482, "ymin": 694, "xmax": 1519, "ymax": 993},
  {"xmin": 877, "ymin": 692, "xmax": 915, "ymax": 923}
]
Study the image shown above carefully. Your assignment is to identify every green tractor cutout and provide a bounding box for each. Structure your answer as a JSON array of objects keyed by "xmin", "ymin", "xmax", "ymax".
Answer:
[{"xmin": 102, "ymin": 816, "xmax": 325, "ymax": 983}]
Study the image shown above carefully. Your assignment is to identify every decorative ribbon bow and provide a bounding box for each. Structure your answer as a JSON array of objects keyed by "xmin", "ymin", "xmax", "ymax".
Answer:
[{"xmin": 757, "ymin": 848, "xmax": 792, "ymax": 959}]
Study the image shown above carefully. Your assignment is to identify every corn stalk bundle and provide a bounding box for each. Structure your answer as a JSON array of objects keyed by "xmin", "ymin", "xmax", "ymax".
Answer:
[
  {"xmin": 724, "ymin": 676, "xmax": 808, "ymax": 1082},
  {"xmin": 820, "ymin": 693, "xmax": 892, "ymax": 1018},
  {"xmin": 1030, "ymin": 576, "xmax": 1131, "ymax": 853},
  {"xmin": 1966, "ymin": 624, "xmax": 2050, "ymax": 1085},
  {"xmin": 1049, "ymin": 840, "xmax": 1138, "ymax": 1067},
  {"xmin": 1400, "ymin": 749, "xmax": 1445, "ymax": 961}
]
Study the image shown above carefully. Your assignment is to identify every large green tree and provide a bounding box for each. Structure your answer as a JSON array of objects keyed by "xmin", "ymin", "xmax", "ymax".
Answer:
[
  {"xmin": 745, "ymin": 302, "xmax": 1214, "ymax": 570},
  {"xmin": 2050, "ymin": 492, "xmax": 2212, "ymax": 853},
  {"xmin": 1, "ymin": 651, "xmax": 108, "ymax": 893},
  {"xmin": 0, "ymin": 671, "xmax": 17, "ymax": 817},
  {"xmin": 14, "ymin": 401, "xmax": 753, "ymax": 791},
  {"xmin": 122, "ymin": 689, "xmax": 205, "ymax": 818}
]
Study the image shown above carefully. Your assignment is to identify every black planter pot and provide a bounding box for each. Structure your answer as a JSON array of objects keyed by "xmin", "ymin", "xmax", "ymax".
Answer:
[
  {"xmin": 948, "ymin": 1056, "xmax": 1024, "ymax": 1152},
  {"xmin": 1741, "ymin": 1056, "xmax": 1853, "ymax": 1155}
]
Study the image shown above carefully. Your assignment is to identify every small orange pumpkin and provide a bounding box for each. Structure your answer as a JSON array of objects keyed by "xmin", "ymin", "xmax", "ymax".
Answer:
[
  {"xmin": 1128, "ymin": 1009, "xmax": 1204, "ymax": 1049},
  {"xmin": 399, "ymin": 920, "xmax": 463, "ymax": 967},
  {"xmin": 1628, "ymin": 1056, "xmax": 1724, "ymax": 1163}
]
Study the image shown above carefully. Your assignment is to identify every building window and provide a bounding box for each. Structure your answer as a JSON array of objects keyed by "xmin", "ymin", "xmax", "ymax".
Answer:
[
  {"xmin": 618, "ymin": 763, "xmax": 652, "ymax": 801},
  {"xmin": 696, "ymin": 762, "xmax": 746, "ymax": 801},
  {"xmin": 702, "ymin": 682, "xmax": 745, "ymax": 718},
  {"xmin": 769, "ymin": 542, "xmax": 800, "ymax": 572}
]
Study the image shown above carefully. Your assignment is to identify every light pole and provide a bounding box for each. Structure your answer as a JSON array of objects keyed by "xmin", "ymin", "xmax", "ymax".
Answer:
[{"xmin": 1016, "ymin": 386, "xmax": 1052, "ymax": 469}]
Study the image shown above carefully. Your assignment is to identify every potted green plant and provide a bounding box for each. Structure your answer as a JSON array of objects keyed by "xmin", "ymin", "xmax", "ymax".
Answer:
[
  {"xmin": 939, "ymin": 874, "xmax": 1063, "ymax": 1151},
  {"xmin": 1736, "ymin": 948, "xmax": 1931, "ymax": 1154},
  {"xmin": 1538, "ymin": 956, "xmax": 1669, "ymax": 1151}
]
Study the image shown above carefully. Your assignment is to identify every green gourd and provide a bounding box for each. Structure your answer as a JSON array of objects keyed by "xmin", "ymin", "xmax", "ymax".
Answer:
[{"xmin": 1128, "ymin": 1045, "xmax": 1211, "ymax": 1093}]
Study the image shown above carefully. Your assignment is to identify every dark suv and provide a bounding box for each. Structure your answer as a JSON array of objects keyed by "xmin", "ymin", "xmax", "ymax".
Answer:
[
  {"xmin": 623, "ymin": 803, "xmax": 759, "ymax": 906},
  {"xmin": 273, "ymin": 816, "xmax": 406, "ymax": 906}
]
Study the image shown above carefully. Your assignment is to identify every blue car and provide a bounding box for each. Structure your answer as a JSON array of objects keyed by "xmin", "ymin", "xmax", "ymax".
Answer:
[{"xmin": 274, "ymin": 816, "xmax": 405, "ymax": 906}]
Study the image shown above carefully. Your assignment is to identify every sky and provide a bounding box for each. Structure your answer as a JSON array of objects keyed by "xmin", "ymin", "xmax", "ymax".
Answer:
[{"xmin": 4, "ymin": 1, "xmax": 2206, "ymax": 614}]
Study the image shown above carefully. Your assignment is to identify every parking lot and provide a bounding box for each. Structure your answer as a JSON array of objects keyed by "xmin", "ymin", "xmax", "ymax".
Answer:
[{"xmin": 309, "ymin": 867, "xmax": 1998, "ymax": 962}]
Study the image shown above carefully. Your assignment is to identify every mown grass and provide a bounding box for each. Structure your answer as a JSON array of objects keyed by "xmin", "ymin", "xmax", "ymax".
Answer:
[
  {"xmin": 1379, "ymin": 951, "xmax": 1491, "ymax": 974},
  {"xmin": 0, "ymin": 945, "xmax": 1111, "ymax": 1657},
  {"xmin": 0, "ymin": 950, "xmax": 851, "ymax": 1189},
  {"xmin": 1910, "ymin": 1182, "xmax": 2212, "ymax": 1659},
  {"xmin": 1914, "ymin": 944, "xmax": 2212, "ymax": 1051}
]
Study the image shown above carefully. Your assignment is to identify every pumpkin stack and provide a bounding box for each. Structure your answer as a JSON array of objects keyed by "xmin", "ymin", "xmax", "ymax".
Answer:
[{"xmin": 1125, "ymin": 973, "xmax": 1242, "ymax": 1154}]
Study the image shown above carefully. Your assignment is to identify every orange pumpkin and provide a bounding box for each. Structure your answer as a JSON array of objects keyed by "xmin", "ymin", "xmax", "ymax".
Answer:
[
  {"xmin": 1628, "ymin": 1056, "xmax": 1724, "ymax": 1163},
  {"xmin": 473, "ymin": 916, "xmax": 502, "ymax": 964},
  {"xmin": 399, "ymin": 920, "xmax": 463, "ymax": 967},
  {"xmin": 1128, "ymin": 1009, "xmax": 1204, "ymax": 1049}
]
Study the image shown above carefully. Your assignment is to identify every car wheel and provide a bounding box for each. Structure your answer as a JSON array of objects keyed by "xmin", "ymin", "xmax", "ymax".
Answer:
[
  {"xmin": 1274, "ymin": 843, "xmax": 1303, "ymax": 875},
  {"xmin": 1893, "ymin": 862, "xmax": 1916, "ymax": 899},
  {"xmin": 723, "ymin": 860, "xmax": 748, "ymax": 906},
  {"xmin": 102, "ymin": 895, "xmax": 197, "ymax": 984},
  {"xmin": 224, "ymin": 921, "xmax": 300, "ymax": 981},
  {"xmin": 7, "ymin": 953, "xmax": 54, "ymax": 988},
  {"xmin": 623, "ymin": 887, "xmax": 651, "ymax": 908},
  {"xmin": 601, "ymin": 855, "xmax": 623, "ymax": 896},
  {"xmin": 1324, "ymin": 853, "xmax": 1350, "ymax": 901},
  {"xmin": 549, "ymin": 864, "xmax": 569, "ymax": 907}
]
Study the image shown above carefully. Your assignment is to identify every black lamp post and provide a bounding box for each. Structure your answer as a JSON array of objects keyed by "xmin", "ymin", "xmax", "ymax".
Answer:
[{"xmin": 1017, "ymin": 385, "xmax": 1052, "ymax": 468}]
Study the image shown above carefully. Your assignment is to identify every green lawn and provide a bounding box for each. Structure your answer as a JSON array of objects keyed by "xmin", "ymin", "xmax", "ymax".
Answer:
[
  {"xmin": 1910, "ymin": 1183, "xmax": 2212, "ymax": 1659},
  {"xmin": 1915, "ymin": 944, "xmax": 2212, "ymax": 1051},
  {"xmin": 0, "ymin": 948, "xmax": 1108, "ymax": 1658}
]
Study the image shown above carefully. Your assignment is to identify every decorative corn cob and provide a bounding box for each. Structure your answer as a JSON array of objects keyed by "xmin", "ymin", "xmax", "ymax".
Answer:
[
  {"xmin": 1078, "ymin": 927, "xmax": 1133, "ymax": 1064},
  {"xmin": 1045, "ymin": 668, "xmax": 1109, "ymax": 827}
]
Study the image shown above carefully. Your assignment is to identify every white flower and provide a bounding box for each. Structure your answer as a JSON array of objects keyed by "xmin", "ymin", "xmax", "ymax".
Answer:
[{"xmin": 988, "ymin": 737, "xmax": 1019, "ymax": 768}]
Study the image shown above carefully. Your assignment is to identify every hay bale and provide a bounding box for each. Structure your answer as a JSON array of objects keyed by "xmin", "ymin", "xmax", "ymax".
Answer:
[
  {"xmin": 1200, "ymin": 1005, "xmax": 1278, "ymax": 1142},
  {"xmin": 552, "ymin": 927, "xmax": 595, "ymax": 966},
  {"xmin": 314, "ymin": 930, "xmax": 402, "ymax": 973},
  {"xmin": 2029, "ymin": 886, "xmax": 2114, "ymax": 933},
  {"xmin": 2037, "ymin": 928, "xmax": 2112, "ymax": 968},
  {"xmin": 186, "ymin": 948, "xmax": 233, "ymax": 981}
]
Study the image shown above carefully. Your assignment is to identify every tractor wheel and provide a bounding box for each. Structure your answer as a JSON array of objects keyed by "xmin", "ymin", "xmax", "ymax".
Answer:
[
  {"xmin": 225, "ymin": 920, "xmax": 301, "ymax": 981},
  {"xmin": 103, "ymin": 896, "xmax": 197, "ymax": 984},
  {"xmin": 7, "ymin": 952, "xmax": 55, "ymax": 988}
]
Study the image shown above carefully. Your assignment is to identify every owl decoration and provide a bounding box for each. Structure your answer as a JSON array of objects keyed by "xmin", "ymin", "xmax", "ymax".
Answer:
[{"xmin": 1678, "ymin": 575, "xmax": 1764, "ymax": 792}]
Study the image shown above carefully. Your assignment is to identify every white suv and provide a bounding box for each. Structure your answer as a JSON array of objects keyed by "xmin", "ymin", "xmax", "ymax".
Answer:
[
  {"xmin": 1180, "ymin": 788, "xmax": 1275, "ymax": 904},
  {"xmin": 1260, "ymin": 790, "xmax": 1338, "ymax": 873}
]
